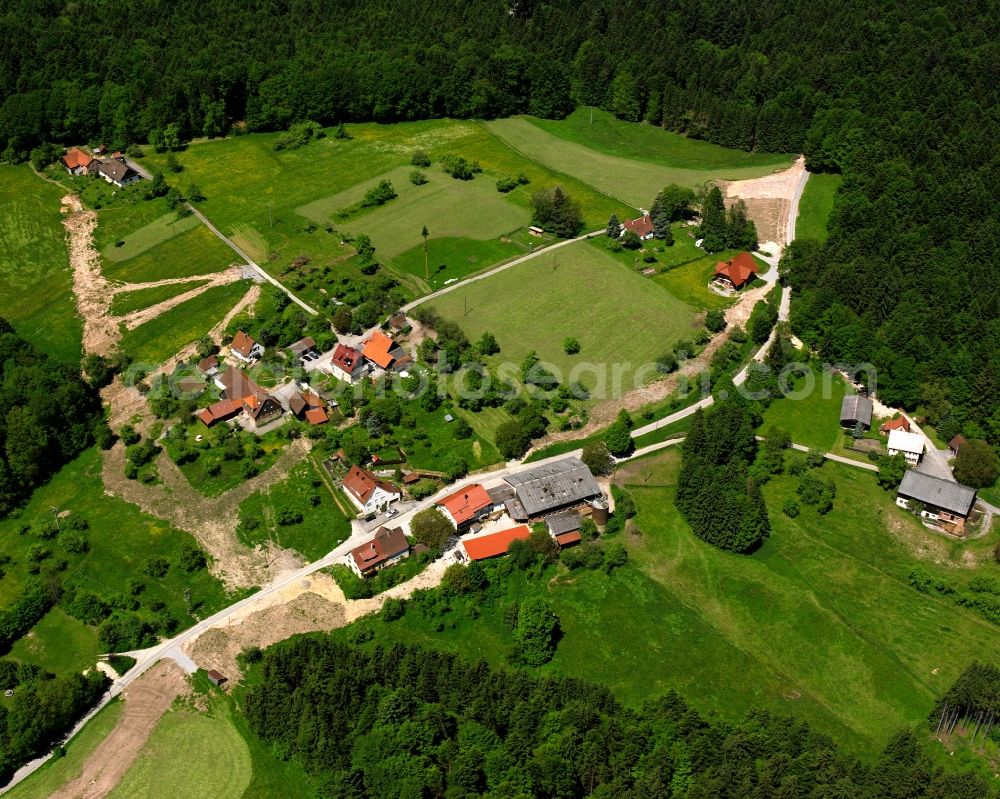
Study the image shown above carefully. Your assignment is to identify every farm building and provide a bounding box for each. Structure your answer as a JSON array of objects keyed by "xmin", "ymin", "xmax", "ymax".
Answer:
[
  {"xmin": 288, "ymin": 336, "xmax": 318, "ymax": 362},
  {"xmin": 500, "ymin": 457, "xmax": 602, "ymax": 521},
  {"xmin": 96, "ymin": 158, "xmax": 140, "ymax": 188},
  {"xmin": 197, "ymin": 355, "xmax": 219, "ymax": 377},
  {"xmin": 436, "ymin": 483, "xmax": 495, "ymax": 529},
  {"xmin": 229, "ymin": 330, "xmax": 264, "ymax": 363},
  {"xmin": 206, "ymin": 669, "xmax": 227, "ymax": 687},
  {"xmin": 346, "ymin": 526, "xmax": 410, "ymax": 577},
  {"xmin": 840, "ymin": 395, "xmax": 873, "ymax": 430},
  {"xmin": 887, "ymin": 429, "xmax": 924, "ymax": 466},
  {"xmin": 546, "ymin": 512, "xmax": 583, "ymax": 547},
  {"xmin": 896, "ymin": 471, "xmax": 977, "ymax": 533},
  {"xmin": 328, "ymin": 343, "xmax": 366, "ymax": 383},
  {"xmin": 200, "ymin": 365, "xmax": 282, "ymax": 428},
  {"xmin": 289, "ymin": 390, "xmax": 327, "ymax": 425},
  {"xmin": 949, "ymin": 435, "xmax": 968, "ymax": 456},
  {"xmin": 462, "ymin": 525, "xmax": 531, "ymax": 561},
  {"xmin": 622, "ymin": 213, "xmax": 654, "ymax": 240},
  {"xmin": 880, "ymin": 416, "xmax": 911, "ymax": 434},
  {"xmin": 343, "ymin": 465, "xmax": 401, "ymax": 515},
  {"xmin": 362, "ymin": 331, "xmax": 406, "ymax": 371},
  {"xmin": 713, "ymin": 252, "xmax": 757, "ymax": 291},
  {"xmin": 61, "ymin": 147, "xmax": 95, "ymax": 176}
]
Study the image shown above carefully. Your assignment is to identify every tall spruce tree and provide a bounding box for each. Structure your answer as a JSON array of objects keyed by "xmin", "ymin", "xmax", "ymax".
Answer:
[{"xmin": 700, "ymin": 186, "xmax": 727, "ymax": 252}]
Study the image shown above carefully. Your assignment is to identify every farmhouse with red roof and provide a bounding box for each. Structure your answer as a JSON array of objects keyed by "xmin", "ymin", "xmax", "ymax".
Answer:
[
  {"xmin": 622, "ymin": 213, "xmax": 654, "ymax": 240},
  {"xmin": 343, "ymin": 465, "xmax": 401, "ymax": 515},
  {"xmin": 713, "ymin": 252, "xmax": 758, "ymax": 291},
  {"xmin": 229, "ymin": 330, "xmax": 264, "ymax": 364},
  {"xmin": 436, "ymin": 483, "xmax": 495, "ymax": 529},
  {"xmin": 346, "ymin": 526, "xmax": 410, "ymax": 577}
]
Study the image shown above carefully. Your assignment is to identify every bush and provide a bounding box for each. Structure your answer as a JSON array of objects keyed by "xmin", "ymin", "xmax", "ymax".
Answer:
[
  {"xmin": 381, "ymin": 598, "xmax": 405, "ymax": 622},
  {"xmin": 360, "ymin": 179, "xmax": 397, "ymax": 208},
  {"xmin": 277, "ymin": 507, "xmax": 304, "ymax": 526},
  {"xmin": 179, "ymin": 543, "xmax": 207, "ymax": 572},
  {"xmin": 144, "ymin": 557, "xmax": 169, "ymax": 577},
  {"xmin": 410, "ymin": 149, "xmax": 431, "ymax": 167},
  {"xmin": 496, "ymin": 176, "xmax": 518, "ymax": 193},
  {"xmin": 782, "ymin": 498, "xmax": 800, "ymax": 517},
  {"xmin": 563, "ymin": 337, "xmax": 581, "ymax": 355},
  {"xmin": 705, "ymin": 309, "xmax": 727, "ymax": 333},
  {"xmin": 409, "ymin": 169, "xmax": 428, "ymax": 185}
]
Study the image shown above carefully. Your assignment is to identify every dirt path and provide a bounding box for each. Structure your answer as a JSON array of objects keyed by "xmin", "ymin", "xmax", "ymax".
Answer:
[
  {"xmin": 111, "ymin": 269, "xmax": 239, "ymax": 294},
  {"xmin": 48, "ymin": 661, "xmax": 190, "ymax": 799},
  {"xmin": 535, "ymin": 280, "xmax": 772, "ymax": 445},
  {"xmin": 187, "ymin": 559, "xmax": 449, "ymax": 678},
  {"xmin": 101, "ymin": 438, "xmax": 310, "ymax": 589},
  {"xmin": 61, "ymin": 195, "xmax": 120, "ymax": 357},
  {"xmin": 119, "ymin": 267, "xmax": 243, "ymax": 331},
  {"xmin": 719, "ymin": 156, "xmax": 807, "ymax": 246}
]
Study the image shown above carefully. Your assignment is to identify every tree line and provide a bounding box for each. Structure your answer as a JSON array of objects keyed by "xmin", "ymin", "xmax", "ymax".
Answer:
[{"xmin": 244, "ymin": 638, "xmax": 994, "ymax": 798}]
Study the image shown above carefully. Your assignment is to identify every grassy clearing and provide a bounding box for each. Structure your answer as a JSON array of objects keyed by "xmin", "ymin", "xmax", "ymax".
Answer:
[
  {"xmin": 7, "ymin": 608, "xmax": 100, "ymax": 676},
  {"xmin": 142, "ymin": 121, "xmax": 632, "ymax": 301},
  {"xmin": 796, "ymin": 172, "xmax": 843, "ymax": 242},
  {"xmin": 119, "ymin": 280, "xmax": 250, "ymax": 365},
  {"xmin": 236, "ymin": 461, "xmax": 352, "ymax": 561},
  {"xmin": 343, "ymin": 448, "xmax": 1000, "ymax": 754},
  {"xmin": 0, "ymin": 165, "xmax": 81, "ymax": 363},
  {"xmin": 3, "ymin": 699, "xmax": 124, "ymax": 799},
  {"xmin": 101, "ymin": 212, "xmax": 201, "ymax": 262},
  {"xmin": 109, "ymin": 279, "xmax": 210, "ymax": 316},
  {"xmin": 426, "ymin": 240, "xmax": 696, "ymax": 395},
  {"xmin": 528, "ymin": 108, "xmax": 796, "ymax": 171},
  {"xmin": 391, "ymin": 236, "xmax": 527, "ymax": 292},
  {"xmin": 106, "ymin": 703, "xmax": 252, "ymax": 799},
  {"xmin": 396, "ymin": 390, "xmax": 504, "ymax": 472},
  {"xmin": 758, "ymin": 364, "xmax": 849, "ymax": 451},
  {"xmin": 102, "ymin": 224, "xmax": 240, "ymax": 284},
  {"xmin": 650, "ymin": 252, "xmax": 742, "ymax": 311},
  {"xmin": 485, "ymin": 116, "xmax": 795, "ymax": 207}
]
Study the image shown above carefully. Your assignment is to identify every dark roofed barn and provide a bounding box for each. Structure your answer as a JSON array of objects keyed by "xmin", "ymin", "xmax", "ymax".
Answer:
[
  {"xmin": 502, "ymin": 457, "xmax": 602, "ymax": 521},
  {"xmin": 897, "ymin": 471, "xmax": 977, "ymax": 533},
  {"xmin": 840, "ymin": 395, "xmax": 873, "ymax": 430}
]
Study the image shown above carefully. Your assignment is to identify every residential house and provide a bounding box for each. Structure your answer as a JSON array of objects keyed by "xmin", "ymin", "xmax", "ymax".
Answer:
[
  {"xmin": 880, "ymin": 416, "xmax": 911, "ymax": 434},
  {"xmin": 289, "ymin": 390, "xmax": 328, "ymax": 425},
  {"xmin": 949, "ymin": 435, "xmax": 968, "ymax": 456},
  {"xmin": 328, "ymin": 343, "xmax": 366, "ymax": 384},
  {"xmin": 346, "ymin": 526, "xmax": 410, "ymax": 577},
  {"xmin": 197, "ymin": 355, "xmax": 219, "ymax": 377},
  {"xmin": 499, "ymin": 457, "xmax": 603, "ymax": 521},
  {"xmin": 199, "ymin": 365, "xmax": 282, "ymax": 427},
  {"xmin": 462, "ymin": 525, "xmax": 531, "ymax": 561},
  {"xmin": 840, "ymin": 395, "xmax": 873, "ymax": 430},
  {"xmin": 288, "ymin": 336, "xmax": 318, "ymax": 363},
  {"xmin": 436, "ymin": 483, "xmax": 495, "ymax": 529},
  {"xmin": 896, "ymin": 471, "xmax": 977, "ymax": 533},
  {"xmin": 713, "ymin": 252, "xmax": 758, "ymax": 291},
  {"xmin": 362, "ymin": 331, "xmax": 406, "ymax": 372},
  {"xmin": 230, "ymin": 331, "xmax": 264, "ymax": 364},
  {"xmin": 96, "ymin": 158, "xmax": 140, "ymax": 188},
  {"xmin": 622, "ymin": 213, "xmax": 654, "ymax": 240},
  {"xmin": 887, "ymin": 429, "xmax": 925, "ymax": 466},
  {"xmin": 546, "ymin": 512, "xmax": 583, "ymax": 547},
  {"xmin": 61, "ymin": 147, "xmax": 95, "ymax": 176},
  {"xmin": 343, "ymin": 465, "xmax": 401, "ymax": 515}
]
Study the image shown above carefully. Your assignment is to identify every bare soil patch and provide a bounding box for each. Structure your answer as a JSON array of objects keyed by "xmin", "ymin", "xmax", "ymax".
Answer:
[
  {"xmin": 119, "ymin": 267, "xmax": 243, "ymax": 331},
  {"xmin": 49, "ymin": 661, "xmax": 190, "ymax": 799},
  {"xmin": 719, "ymin": 157, "xmax": 807, "ymax": 246}
]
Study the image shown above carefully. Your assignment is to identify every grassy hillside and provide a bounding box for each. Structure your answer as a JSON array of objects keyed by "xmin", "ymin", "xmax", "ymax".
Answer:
[
  {"xmin": 332, "ymin": 448, "xmax": 1000, "ymax": 753},
  {"xmin": 109, "ymin": 279, "xmax": 211, "ymax": 316},
  {"xmin": 0, "ymin": 165, "xmax": 81, "ymax": 362},
  {"xmin": 796, "ymin": 172, "xmax": 843, "ymax": 242},
  {"xmin": 424, "ymin": 240, "xmax": 696, "ymax": 395},
  {"xmin": 485, "ymin": 116, "xmax": 795, "ymax": 207}
]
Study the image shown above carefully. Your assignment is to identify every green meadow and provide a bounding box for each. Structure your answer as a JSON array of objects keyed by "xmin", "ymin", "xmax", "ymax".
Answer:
[
  {"xmin": 109, "ymin": 278, "xmax": 210, "ymax": 316},
  {"xmin": 485, "ymin": 114, "xmax": 795, "ymax": 207},
  {"xmin": 796, "ymin": 171, "xmax": 843, "ymax": 242},
  {"xmin": 338, "ymin": 448, "xmax": 1000, "ymax": 754},
  {"xmin": 425, "ymin": 240, "xmax": 697, "ymax": 394},
  {"xmin": 0, "ymin": 165, "xmax": 81, "ymax": 362}
]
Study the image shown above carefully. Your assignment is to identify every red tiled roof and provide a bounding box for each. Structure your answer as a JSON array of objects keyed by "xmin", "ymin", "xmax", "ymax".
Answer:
[
  {"xmin": 343, "ymin": 465, "xmax": 398, "ymax": 504},
  {"xmin": 462, "ymin": 525, "xmax": 530, "ymax": 561},
  {"xmin": 349, "ymin": 526, "xmax": 409, "ymax": 574},
  {"xmin": 880, "ymin": 416, "xmax": 911, "ymax": 433},
  {"xmin": 305, "ymin": 407, "xmax": 328, "ymax": 425},
  {"xmin": 198, "ymin": 398, "xmax": 244, "ymax": 426},
  {"xmin": 555, "ymin": 531, "xmax": 582, "ymax": 547},
  {"xmin": 362, "ymin": 331, "xmax": 397, "ymax": 369},
  {"xmin": 231, "ymin": 330, "xmax": 258, "ymax": 358},
  {"xmin": 198, "ymin": 355, "xmax": 219, "ymax": 373},
  {"xmin": 623, "ymin": 213, "xmax": 654, "ymax": 238},
  {"xmin": 714, "ymin": 252, "xmax": 757, "ymax": 289},
  {"xmin": 61, "ymin": 147, "xmax": 93, "ymax": 170},
  {"xmin": 437, "ymin": 484, "xmax": 493, "ymax": 526}
]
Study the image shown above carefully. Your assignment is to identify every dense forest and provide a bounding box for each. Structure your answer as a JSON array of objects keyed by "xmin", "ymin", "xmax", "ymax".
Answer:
[
  {"xmin": 0, "ymin": 319, "xmax": 103, "ymax": 516},
  {"xmin": 246, "ymin": 638, "xmax": 993, "ymax": 798},
  {"xmin": 1, "ymin": 0, "xmax": 996, "ymax": 446}
]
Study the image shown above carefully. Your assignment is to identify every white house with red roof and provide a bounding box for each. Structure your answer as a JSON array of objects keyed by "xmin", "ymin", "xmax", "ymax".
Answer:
[
  {"xmin": 436, "ymin": 483, "xmax": 495, "ymax": 529},
  {"xmin": 229, "ymin": 330, "xmax": 264, "ymax": 364},
  {"xmin": 345, "ymin": 526, "xmax": 410, "ymax": 577},
  {"xmin": 343, "ymin": 465, "xmax": 401, "ymax": 515},
  {"xmin": 328, "ymin": 343, "xmax": 366, "ymax": 384},
  {"xmin": 622, "ymin": 212, "xmax": 654, "ymax": 240}
]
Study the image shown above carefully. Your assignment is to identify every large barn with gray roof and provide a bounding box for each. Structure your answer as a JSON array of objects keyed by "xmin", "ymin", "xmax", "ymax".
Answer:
[
  {"xmin": 500, "ymin": 457, "xmax": 602, "ymax": 521},
  {"xmin": 896, "ymin": 470, "xmax": 977, "ymax": 533}
]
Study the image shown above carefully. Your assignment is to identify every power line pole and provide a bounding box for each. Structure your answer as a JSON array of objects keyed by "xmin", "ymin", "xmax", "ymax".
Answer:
[
  {"xmin": 266, "ymin": 203, "xmax": 274, "ymax": 228},
  {"xmin": 421, "ymin": 225, "xmax": 429, "ymax": 281}
]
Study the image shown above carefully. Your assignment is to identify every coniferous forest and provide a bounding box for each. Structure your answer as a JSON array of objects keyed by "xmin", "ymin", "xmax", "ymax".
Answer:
[
  {"xmin": 246, "ymin": 639, "xmax": 994, "ymax": 798},
  {"xmin": 0, "ymin": 0, "xmax": 996, "ymax": 443}
]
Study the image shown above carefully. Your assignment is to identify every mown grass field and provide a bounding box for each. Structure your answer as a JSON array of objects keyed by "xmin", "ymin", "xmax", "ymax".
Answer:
[
  {"xmin": 0, "ymin": 165, "xmax": 81, "ymax": 363},
  {"xmin": 340, "ymin": 448, "xmax": 1000, "ymax": 754},
  {"xmin": 119, "ymin": 280, "xmax": 250, "ymax": 365},
  {"xmin": 236, "ymin": 461, "xmax": 352, "ymax": 561},
  {"xmin": 758, "ymin": 364, "xmax": 849, "ymax": 451},
  {"xmin": 102, "ymin": 222, "xmax": 239, "ymax": 285},
  {"xmin": 4, "ymin": 699, "xmax": 124, "ymax": 799},
  {"xmin": 391, "ymin": 235, "xmax": 527, "ymax": 291},
  {"xmin": 796, "ymin": 172, "xmax": 843, "ymax": 242},
  {"xmin": 7, "ymin": 608, "xmax": 100, "ymax": 676},
  {"xmin": 425, "ymin": 240, "xmax": 696, "ymax": 395},
  {"xmin": 100, "ymin": 210, "xmax": 202, "ymax": 262},
  {"xmin": 142, "ymin": 121, "xmax": 633, "ymax": 298},
  {"xmin": 109, "ymin": 278, "xmax": 210, "ymax": 316},
  {"xmin": 485, "ymin": 115, "xmax": 795, "ymax": 207}
]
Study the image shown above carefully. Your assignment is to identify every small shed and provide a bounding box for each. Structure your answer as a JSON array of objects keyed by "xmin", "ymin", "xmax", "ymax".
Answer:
[
  {"xmin": 528, "ymin": 226, "xmax": 544, "ymax": 237},
  {"xmin": 206, "ymin": 669, "xmax": 227, "ymax": 687}
]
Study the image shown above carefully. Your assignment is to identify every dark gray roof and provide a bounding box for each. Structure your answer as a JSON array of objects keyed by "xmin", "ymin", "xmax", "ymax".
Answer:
[
  {"xmin": 288, "ymin": 337, "xmax": 316, "ymax": 356},
  {"xmin": 898, "ymin": 471, "xmax": 977, "ymax": 516},
  {"xmin": 487, "ymin": 485, "xmax": 515, "ymax": 505},
  {"xmin": 96, "ymin": 159, "xmax": 136, "ymax": 183},
  {"xmin": 840, "ymin": 394, "xmax": 872, "ymax": 425},
  {"xmin": 503, "ymin": 457, "xmax": 601, "ymax": 518},
  {"xmin": 546, "ymin": 512, "xmax": 582, "ymax": 535}
]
